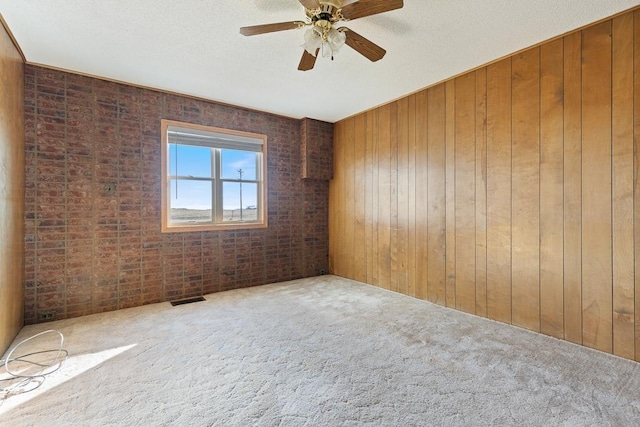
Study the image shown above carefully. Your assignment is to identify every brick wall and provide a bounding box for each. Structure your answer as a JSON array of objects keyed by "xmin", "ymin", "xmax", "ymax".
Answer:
[{"xmin": 24, "ymin": 65, "xmax": 331, "ymax": 324}]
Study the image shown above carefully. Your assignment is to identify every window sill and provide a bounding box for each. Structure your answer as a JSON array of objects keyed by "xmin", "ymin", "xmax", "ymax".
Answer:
[{"xmin": 161, "ymin": 221, "xmax": 268, "ymax": 233}]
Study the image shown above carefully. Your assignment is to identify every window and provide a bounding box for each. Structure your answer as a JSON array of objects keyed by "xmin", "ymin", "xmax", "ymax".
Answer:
[{"xmin": 161, "ymin": 120, "xmax": 268, "ymax": 232}]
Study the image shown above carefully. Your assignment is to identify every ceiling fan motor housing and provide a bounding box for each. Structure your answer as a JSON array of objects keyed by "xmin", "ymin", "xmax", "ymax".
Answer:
[
  {"xmin": 319, "ymin": 0, "xmax": 344, "ymax": 10},
  {"xmin": 306, "ymin": 0, "xmax": 341, "ymax": 21},
  {"xmin": 308, "ymin": 0, "xmax": 343, "ymax": 27}
]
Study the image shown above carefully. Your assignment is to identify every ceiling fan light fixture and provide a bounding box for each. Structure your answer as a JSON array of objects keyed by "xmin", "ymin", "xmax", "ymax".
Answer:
[
  {"xmin": 303, "ymin": 26, "xmax": 345, "ymax": 58},
  {"xmin": 326, "ymin": 27, "xmax": 346, "ymax": 54},
  {"xmin": 302, "ymin": 27, "xmax": 323, "ymax": 55},
  {"xmin": 241, "ymin": 0, "xmax": 404, "ymax": 70}
]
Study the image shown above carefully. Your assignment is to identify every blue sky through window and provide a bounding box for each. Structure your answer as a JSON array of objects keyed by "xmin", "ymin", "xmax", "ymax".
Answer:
[
  {"xmin": 170, "ymin": 145, "xmax": 211, "ymax": 177},
  {"xmin": 169, "ymin": 145, "xmax": 258, "ymax": 210}
]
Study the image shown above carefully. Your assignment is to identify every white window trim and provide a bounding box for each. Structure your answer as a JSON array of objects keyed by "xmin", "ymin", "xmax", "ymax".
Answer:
[{"xmin": 161, "ymin": 119, "xmax": 268, "ymax": 233}]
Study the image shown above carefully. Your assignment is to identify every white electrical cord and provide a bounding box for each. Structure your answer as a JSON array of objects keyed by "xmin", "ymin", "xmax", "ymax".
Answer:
[{"xmin": 0, "ymin": 330, "xmax": 68, "ymax": 402}]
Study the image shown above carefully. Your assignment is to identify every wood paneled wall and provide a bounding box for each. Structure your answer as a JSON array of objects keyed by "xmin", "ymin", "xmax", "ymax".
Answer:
[
  {"xmin": 330, "ymin": 9, "xmax": 640, "ymax": 361},
  {"xmin": 0, "ymin": 21, "xmax": 24, "ymax": 353}
]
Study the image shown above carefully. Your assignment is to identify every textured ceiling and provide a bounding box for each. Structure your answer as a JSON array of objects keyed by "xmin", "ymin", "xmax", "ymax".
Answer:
[{"xmin": 2, "ymin": 0, "xmax": 639, "ymax": 122}]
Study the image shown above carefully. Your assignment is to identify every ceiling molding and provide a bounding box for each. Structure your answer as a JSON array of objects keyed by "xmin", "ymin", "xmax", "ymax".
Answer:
[
  {"xmin": 338, "ymin": 3, "xmax": 640, "ymax": 122},
  {"xmin": 24, "ymin": 60, "xmax": 303, "ymax": 122}
]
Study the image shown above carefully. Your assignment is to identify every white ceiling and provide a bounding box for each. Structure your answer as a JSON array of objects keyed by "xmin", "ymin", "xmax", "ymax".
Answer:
[{"xmin": 2, "ymin": 0, "xmax": 639, "ymax": 123}]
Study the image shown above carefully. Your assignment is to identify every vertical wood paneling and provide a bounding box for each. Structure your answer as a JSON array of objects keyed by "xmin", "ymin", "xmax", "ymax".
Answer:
[
  {"xmin": 475, "ymin": 68, "xmax": 488, "ymax": 318},
  {"xmin": 634, "ymin": 10, "xmax": 640, "ymax": 362},
  {"xmin": 581, "ymin": 21, "xmax": 613, "ymax": 353},
  {"xmin": 397, "ymin": 98, "xmax": 410, "ymax": 296},
  {"xmin": 415, "ymin": 90, "xmax": 429, "ymax": 300},
  {"xmin": 563, "ymin": 31, "xmax": 583, "ymax": 345},
  {"xmin": 445, "ymin": 81, "xmax": 456, "ymax": 308},
  {"xmin": 540, "ymin": 39, "xmax": 565, "ymax": 338},
  {"xmin": 365, "ymin": 109, "xmax": 379, "ymax": 286},
  {"xmin": 343, "ymin": 117, "xmax": 356, "ymax": 279},
  {"xmin": 329, "ymin": 120, "xmax": 342, "ymax": 275},
  {"xmin": 378, "ymin": 104, "xmax": 392, "ymax": 290},
  {"xmin": 486, "ymin": 59, "xmax": 512, "ymax": 324},
  {"xmin": 426, "ymin": 87, "xmax": 446, "ymax": 304},
  {"xmin": 425, "ymin": 85, "xmax": 447, "ymax": 305},
  {"xmin": 389, "ymin": 103, "xmax": 399, "ymax": 293},
  {"xmin": 511, "ymin": 48, "xmax": 541, "ymax": 331},
  {"xmin": 339, "ymin": 119, "xmax": 348, "ymax": 277},
  {"xmin": 407, "ymin": 94, "xmax": 418, "ymax": 298},
  {"xmin": 0, "ymin": 23, "xmax": 25, "ymax": 353},
  {"xmin": 353, "ymin": 113, "xmax": 367, "ymax": 283},
  {"xmin": 454, "ymin": 74, "xmax": 476, "ymax": 314},
  {"xmin": 612, "ymin": 13, "xmax": 635, "ymax": 360},
  {"xmin": 329, "ymin": 8, "xmax": 640, "ymax": 362}
]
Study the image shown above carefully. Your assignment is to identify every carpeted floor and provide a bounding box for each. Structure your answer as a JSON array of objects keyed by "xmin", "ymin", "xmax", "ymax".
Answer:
[{"xmin": 2, "ymin": 275, "xmax": 640, "ymax": 426}]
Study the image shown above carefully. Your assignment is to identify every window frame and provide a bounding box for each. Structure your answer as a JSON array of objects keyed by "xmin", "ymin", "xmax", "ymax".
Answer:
[{"xmin": 161, "ymin": 119, "xmax": 268, "ymax": 233}]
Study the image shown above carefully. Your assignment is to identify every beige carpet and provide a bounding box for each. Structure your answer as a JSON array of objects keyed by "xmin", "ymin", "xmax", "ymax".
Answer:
[{"xmin": 2, "ymin": 275, "xmax": 640, "ymax": 426}]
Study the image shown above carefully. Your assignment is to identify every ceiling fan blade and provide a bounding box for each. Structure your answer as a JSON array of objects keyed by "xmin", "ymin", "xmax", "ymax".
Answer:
[
  {"xmin": 341, "ymin": 28, "xmax": 386, "ymax": 62},
  {"xmin": 240, "ymin": 21, "xmax": 305, "ymax": 36},
  {"xmin": 299, "ymin": 0, "xmax": 321, "ymax": 9},
  {"xmin": 298, "ymin": 49, "xmax": 320, "ymax": 71},
  {"xmin": 340, "ymin": 0, "xmax": 403, "ymax": 20}
]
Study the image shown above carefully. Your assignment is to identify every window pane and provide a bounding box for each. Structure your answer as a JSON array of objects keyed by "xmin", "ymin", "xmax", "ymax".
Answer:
[
  {"xmin": 221, "ymin": 149, "xmax": 258, "ymax": 180},
  {"xmin": 162, "ymin": 120, "xmax": 268, "ymax": 232},
  {"xmin": 169, "ymin": 179, "xmax": 212, "ymax": 223},
  {"xmin": 169, "ymin": 144, "xmax": 212, "ymax": 178},
  {"xmin": 222, "ymin": 182, "xmax": 258, "ymax": 222}
]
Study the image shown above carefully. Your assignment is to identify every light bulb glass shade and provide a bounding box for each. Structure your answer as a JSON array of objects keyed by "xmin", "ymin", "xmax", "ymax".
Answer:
[
  {"xmin": 302, "ymin": 27, "xmax": 322, "ymax": 56},
  {"xmin": 327, "ymin": 28, "xmax": 346, "ymax": 53}
]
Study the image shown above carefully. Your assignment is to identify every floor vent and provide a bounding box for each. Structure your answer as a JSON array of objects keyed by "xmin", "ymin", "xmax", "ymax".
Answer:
[{"xmin": 170, "ymin": 296, "xmax": 206, "ymax": 306}]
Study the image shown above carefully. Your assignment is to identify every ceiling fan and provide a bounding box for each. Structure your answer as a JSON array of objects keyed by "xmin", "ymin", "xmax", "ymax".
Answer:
[{"xmin": 240, "ymin": 0, "xmax": 404, "ymax": 71}]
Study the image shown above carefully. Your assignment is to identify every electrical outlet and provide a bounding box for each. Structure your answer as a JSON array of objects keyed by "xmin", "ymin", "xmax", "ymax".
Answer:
[
  {"xmin": 320, "ymin": 269, "xmax": 325, "ymax": 275},
  {"xmin": 38, "ymin": 312, "xmax": 55, "ymax": 321}
]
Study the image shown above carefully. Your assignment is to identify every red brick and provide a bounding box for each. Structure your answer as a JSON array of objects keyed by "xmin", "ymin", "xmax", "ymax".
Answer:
[{"xmin": 23, "ymin": 64, "xmax": 331, "ymax": 324}]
